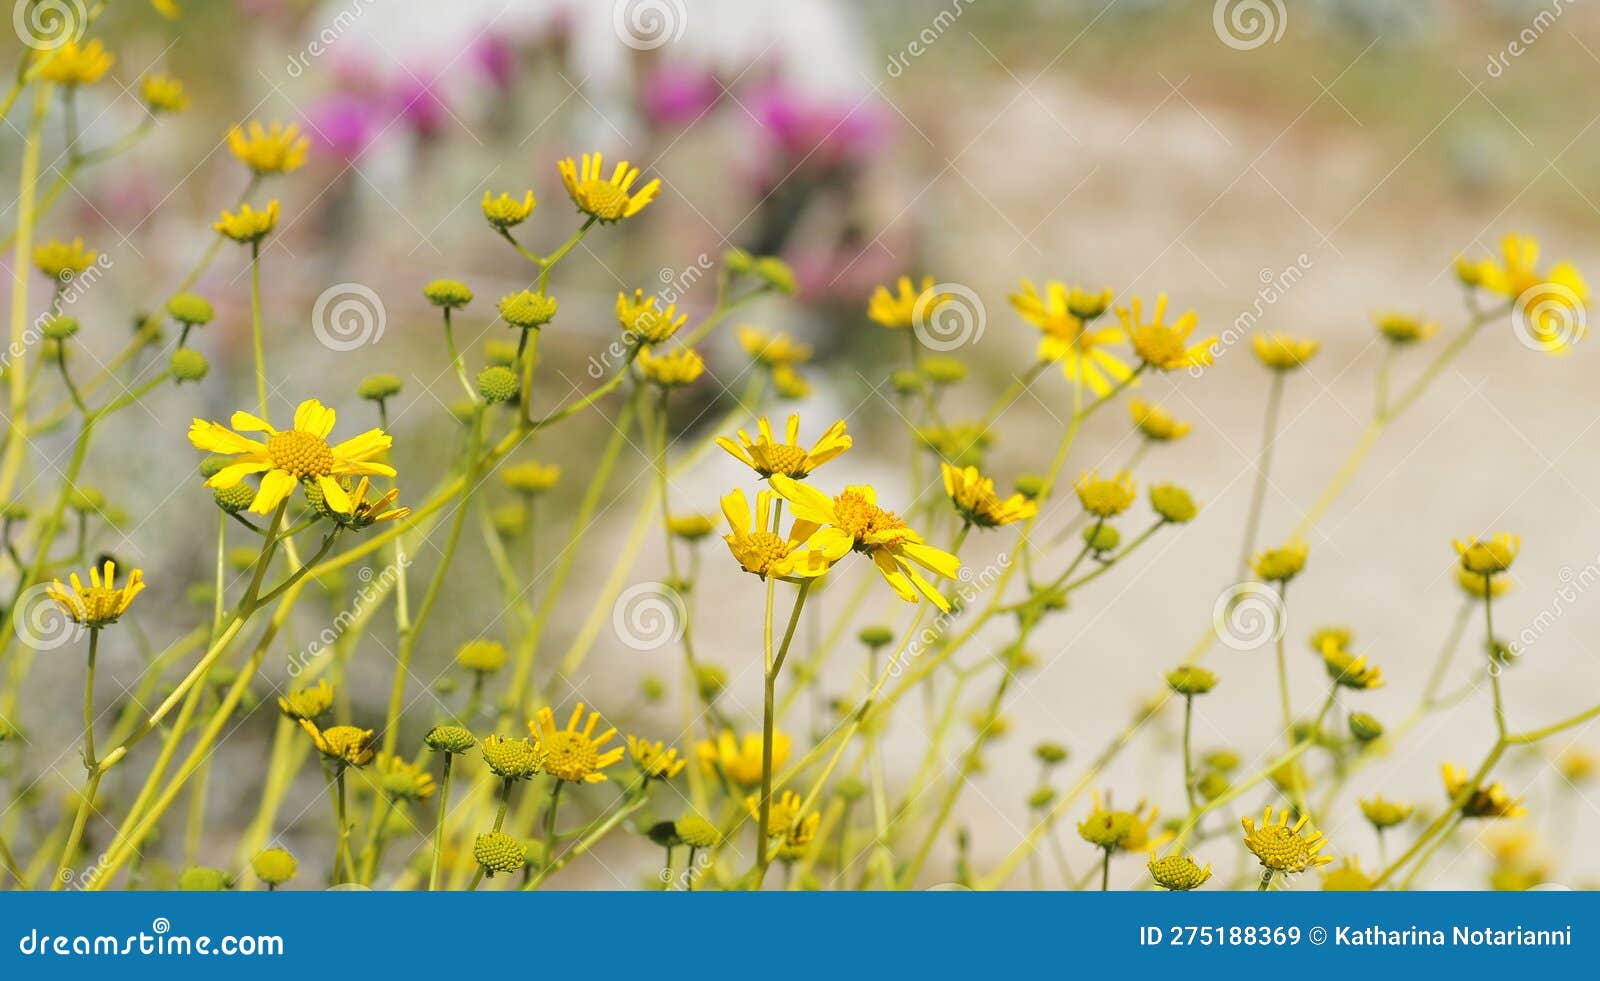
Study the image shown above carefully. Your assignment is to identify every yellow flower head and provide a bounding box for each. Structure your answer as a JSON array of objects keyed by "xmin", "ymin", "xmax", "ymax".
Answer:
[
  {"xmin": 48, "ymin": 561, "xmax": 144, "ymax": 627},
  {"xmin": 1321, "ymin": 856, "xmax": 1374, "ymax": 891},
  {"xmin": 299, "ymin": 719, "xmax": 375, "ymax": 767},
  {"xmin": 139, "ymin": 73, "xmax": 187, "ymax": 113},
  {"xmin": 1454, "ymin": 534, "xmax": 1519, "ymax": 576},
  {"xmin": 1251, "ymin": 540, "xmax": 1309, "ymax": 583},
  {"xmin": 1149, "ymin": 854, "xmax": 1213, "ymax": 890},
  {"xmin": 376, "ymin": 753, "xmax": 436, "ymax": 801},
  {"xmin": 530, "ymin": 703, "xmax": 625, "ymax": 783},
  {"xmin": 1443, "ymin": 763, "xmax": 1526, "ymax": 819},
  {"xmin": 455, "ymin": 638, "xmax": 507, "ymax": 675},
  {"xmin": 616, "ymin": 290, "xmax": 687, "ymax": 344},
  {"xmin": 627, "ymin": 736, "xmax": 686, "ymax": 780},
  {"xmin": 1320, "ymin": 642, "xmax": 1385, "ymax": 690},
  {"xmin": 1128, "ymin": 398, "xmax": 1191, "ymax": 442},
  {"xmin": 941, "ymin": 462, "xmax": 1038, "ymax": 528},
  {"xmin": 251, "ymin": 848, "xmax": 296, "ymax": 887},
  {"xmin": 772, "ymin": 365, "xmax": 812, "ymax": 400},
  {"xmin": 558, "ymin": 152, "xmax": 659, "ymax": 222},
  {"xmin": 1241, "ymin": 806, "xmax": 1333, "ymax": 874},
  {"xmin": 501, "ymin": 461, "xmax": 560, "ymax": 496},
  {"xmin": 717, "ymin": 414, "xmax": 851, "ymax": 479},
  {"xmin": 915, "ymin": 421, "xmax": 993, "ymax": 468},
  {"xmin": 737, "ymin": 325, "xmax": 813, "ymax": 366},
  {"xmin": 214, "ymin": 200, "xmax": 280, "ymax": 244},
  {"xmin": 697, "ymin": 729, "xmax": 790, "ymax": 787},
  {"xmin": 228, "ymin": 121, "xmax": 309, "ymax": 175},
  {"xmin": 276, "ymin": 679, "xmax": 334, "ymax": 721},
  {"xmin": 769, "ymin": 475, "xmax": 961, "ymax": 611},
  {"xmin": 1374, "ymin": 312, "xmax": 1438, "ymax": 345},
  {"xmin": 313, "ymin": 476, "xmax": 408, "ymax": 530},
  {"xmin": 36, "ymin": 40, "xmax": 114, "ymax": 86},
  {"xmin": 1074, "ymin": 470, "xmax": 1136, "ymax": 518},
  {"xmin": 482, "ymin": 190, "xmax": 535, "ymax": 230},
  {"xmin": 1011, "ymin": 279, "xmax": 1132, "ymax": 396},
  {"xmin": 481, "ymin": 734, "xmax": 545, "ymax": 780},
  {"xmin": 1251, "ymin": 332, "xmax": 1321, "ymax": 371},
  {"xmin": 1466, "ymin": 234, "xmax": 1590, "ymax": 353},
  {"xmin": 1558, "ymin": 747, "xmax": 1596, "ymax": 784},
  {"xmin": 33, "ymin": 238, "xmax": 97, "ymax": 280},
  {"xmin": 1455, "ymin": 565, "xmax": 1512, "ymax": 599},
  {"xmin": 667, "ymin": 513, "xmax": 717, "ymax": 541},
  {"xmin": 1120, "ymin": 294, "xmax": 1215, "ymax": 372},
  {"xmin": 1359, "ymin": 795, "xmax": 1414, "ymax": 830},
  {"xmin": 636, "ymin": 345, "xmax": 704, "ymax": 387},
  {"xmin": 720, "ymin": 487, "xmax": 846, "ymax": 581},
  {"xmin": 867, "ymin": 276, "xmax": 948, "ymax": 329},
  {"xmin": 189, "ymin": 398, "xmax": 395, "ymax": 516},
  {"xmin": 1077, "ymin": 791, "xmax": 1165, "ymax": 852},
  {"xmin": 745, "ymin": 790, "xmax": 819, "ymax": 859}
]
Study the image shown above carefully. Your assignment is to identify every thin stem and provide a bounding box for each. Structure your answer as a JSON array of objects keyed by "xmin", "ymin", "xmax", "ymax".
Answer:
[
  {"xmin": 1237, "ymin": 371, "xmax": 1285, "ymax": 578},
  {"xmin": 428, "ymin": 754, "xmax": 454, "ymax": 890}
]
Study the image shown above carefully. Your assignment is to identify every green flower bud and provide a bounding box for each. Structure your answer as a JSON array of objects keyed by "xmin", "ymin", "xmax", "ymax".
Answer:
[
  {"xmin": 170, "ymin": 347, "xmax": 209, "ymax": 382},
  {"xmin": 166, "ymin": 293, "xmax": 214, "ymax": 326},
  {"xmin": 357, "ymin": 373, "xmax": 403, "ymax": 401},
  {"xmin": 477, "ymin": 365, "xmax": 519, "ymax": 404},
  {"xmin": 423, "ymin": 279, "xmax": 473, "ymax": 309}
]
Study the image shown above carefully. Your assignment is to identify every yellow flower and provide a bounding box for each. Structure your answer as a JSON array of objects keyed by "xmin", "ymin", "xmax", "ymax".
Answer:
[
  {"xmin": 1120, "ymin": 294, "xmax": 1215, "ymax": 372},
  {"xmin": 557, "ymin": 152, "xmax": 660, "ymax": 222},
  {"xmin": 1455, "ymin": 565, "xmax": 1512, "ymax": 598},
  {"xmin": 530, "ymin": 703, "xmax": 625, "ymax": 783},
  {"xmin": 376, "ymin": 753, "xmax": 436, "ymax": 801},
  {"xmin": 314, "ymin": 476, "xmax": 409, "ymax": 530},
  {"xmin": 745, "ymin": 790, "xmax": 819, "ymax": 859},
  {"xmin": 151, "ymin": 0, "xmax": 180, "ymax": 17},
  {"xmin": 213, "ymin": 200, "xmax": 280, "ymax": 244},
  {"xmin": 501, "ymin": 461, "xmax": 560, "ymax": 496},
  {"xmin": 636, "ymin": 345, "xmax": 704, "ymax": 387},
  {"xmin": 737, "ymin": 325, "xmax": 813, "ymax": 366},
  {"xmin": 1359, "ymin": 796, "xmax": 1414, "ymax": 830},
  {"xmin": 627, "ymin": 736, "xmax": 686, "ymax": 780},
  {"xmin": 1251, "ymin": 540, "xmax": 1309, "ymax": 583},
  {"xmin": 189, "ymin": 398, "xmax": 395, "ymax": 515},
  {"xmin": 33, "ymin": 238, "xmax": 97, "ymax": 280},
  {"xmin": 940, "ymin": 463, "xmax": 1037, "ymax": 528},
  {"xmin": 36, "ymin": 40, "xmax": 114, "ymax": 86},
  {"xmin": 716, "ymin": 414, "xmax": 851, "ymax": 479},
  {"xmin": 227, "ymin": 121, "xmax": 309, "ymax": 175},
  {"xmin": 1065, "ymin": 285, "xmax": 1114, "ymax": 319},
  {"xmin": 616, "ymin": 290, "xmax": 686, "ymax": 344},
  {"xmin": 47, "ymin": 561, "xmax": 144, "ymax": 627},
  {"xmin": 1241, "ymin": 806, "xmax": 1333, "ymax": 874},
  {"xmin": 277, "ymin": 680, "xmax": 334, "ymax": 721},
  {"xmin": 299, "ymin": 719, "xmax": 375, "ymax": 767},
  {"xmin": 482, "ymin": 190, "xmax": 535, "ymax": 230},
  {"xmin": 1149, "ymin": 854, "xmax": 1212, "ymax": 890},
  {"xmin": 1074, "ymin": 470, "xmax": 1136, "ymax": 518},
  {"xmin": 1467, "ymin": 234, "xmax": 1589, "ymax": 353},
  {"xmin": 139, "ymin": 73, "xmax": 187, "ymax": 113},
  {"xmin": 1321, "ymin": 857, "xmax": 1374, "ymax": 891},
  {"xmin": 481, "ymin": 734, "xmax": 544, "ymax": 780},
  {"xmin": 251, "ymin": 848, "xmax": 296, "ymax": 887},
  {"xmin": 720, "ymin": 488, "xmax": 847, "ymax": 581},
  {"xmin": 1251, "ymin": 332, "xmax": 1320, "ymax": 371},
  {"xmin": 1011, "ymin": 280, "xmax": 1133, "ymax": 396},
  {"xmin": 1128, "ymin": 398, "xmax": 1191, "ymax": 441},
  {"xmin": 1558, "ymin": 747, "xmax": 1596, "ymax": 784},
  {"xmin": 915, "ymin": 421, "xmax": 993, "ymax": 467},
  {"xmin": 697, "ymin": 730, "xmax": 790, "ymax": 787},
  {"xmin": 772, "ymin": 364, "xmax": 811, "ymax": 400},
  {"xmin": 455, "ymin": 639, "xmax": 507, "ymax": 675},
  {"xmin": 1454, "ymin": 534, "xmax": 1519, "ymax": 576},
  {"xmin": 769, "ymin": 475, "xmax": 961, "ymax": 611},
  {"xmin": 867, "ymin": 276, "xmax": 948, "ymax": 329},
  {"xmin": 667, "ymin": 514, "xmax": 717, "ymax": 541},
  {"xmin": 1374, "ymin": 312, "xmax": 1438, "ymax": 345},
  {"xmin": 1320, "ymin": 642, "xmax": 1385, "ymax": 690},
  {"xmin": 1077, "ymin": 791, "xmax": 1165, "ymax": 852},
  {"xmin": 1442, "ymin": 763, "xmax": 1526, "ymax": 819}
]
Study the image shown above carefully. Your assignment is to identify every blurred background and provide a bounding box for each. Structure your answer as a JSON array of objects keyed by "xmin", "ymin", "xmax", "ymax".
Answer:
[{"xmin": 5, "ymin": 0, "xmax": 1600, "ymax": 889}]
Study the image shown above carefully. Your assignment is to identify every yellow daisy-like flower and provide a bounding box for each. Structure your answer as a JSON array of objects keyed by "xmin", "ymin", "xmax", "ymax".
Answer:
[
  {"xmin": 151, "ymin": 0, "xmax": 180, "ymax": 17},
  {"xmin": 277, "ymin": 680, "xmax": 334, "ymax": 721},
  {"xmin": 616, "ymin": 290, "xmax": 686, "ymax": 344},
  {"xmin": 188, "ymin": 398, "xmax": 395, "ymax": 516},
  {"xmin": 627, "ymin": 736, "xmax": 686, "ymax": 780},
  {"xmin": 557, "ymin": 152, "xmax": 660, "ymax": 222},
  {"xmin": 213, "ymin": 200, "xmax": 280, "ymax": 244},
  {"xmin": 1074, "ymin": 470, "xmax": 1136, "ymax": 518},
  {"xmin": 1374, "ymin": 312, "xmax": 1438, "ymax": 345},
  {"xmin": 716, "ymin": 414, "xmax": 851, "ymax": 480},
  {"xmin": 1241, "ymin": 806, "xmax": 1333, "ymax": 874},
  {"xmin": 1251, "ymin": 332, "xmax": 1321, "ymax": 371},
  {"xmin": 36, "ymin": 40, "xmax": 114, "ymax": 86},
  {"xmin": 227, "ymin": 121, "xmax": 309, "ymax": 175},
  {"xmin": 1454, "ymin": 534, "xmax": 1519, "ymax": 576},
  {"xmin": 737, "ymin": 325, "xmax": 813, "ymax": 366},
  {"xmin": 1466, "ymin": 234, "xmax": 1590, "ymax": 354},
  {"xmin": 47, "ymin": 561, "xmax": 144, "ymax": 628},
  {"xmin": 1442, "ymin": 763, "xmax": 1526, "ymax": 819},
  {"xmin": 1120, "ymin": 294, "xmax": 1215, "ymax": 372},
  {"xmin": 745, "ymin": 790, "xmax": 820, "ymax": 860},
  {"xmin": 720, "ymin": 488, "xmax": 847, "ymax": 581},
  {"xmin": 530, "ymin": 703, "xmax": 625, "ymax": 783},
  {"xmin": 1558, "ymin": 747, "xmax": 1596, "ymax": 784},
  {"xmin": 34, "ymin": 238, "xmax": 97, "ymax": 280},
  {"xmin": 867, "ymin": 276, "xmax": 948, "ymax": 329},
  {"xmin": 1320, "ymin": 642, "xmax": 1385, "ymax": 690},
  {"xmin": 1149, "ymin": 854, "xmax": 1213, "ymax": 890},
  {"xmin": 1011, "ymin": 279, "xmax": 1133, "ymax": 396},
  {"xmin": 299, "ymin": 719, "xmax": 375, "ymax": 767},
  {"xmin": 697, "ymin": 729, "xmax": 790, "ymax": 787},
  {"xmin": 455, "ymin": 639, "xmax": 507, "ymax": 675},
  {"xmin": 769, "ymin": 475, "xmax": 962, "ymax": 611},
  {"xmin": 1128, "ymin": 398, "xmax": 1191, "ymax": 442},
  {"xmin": 1359, "ymin": 795, "xmax": 1414, "ymax": 830},
  {"xmin": 482, "ymin": 190, "xmax": 535, "ymax": 230},
  {"xmin": 1251, "ymin": 540, "xmax": 1309, "ymax": 583},
  {"xmin": 139, "ymin": 73, "xmax": 187, "ymax": 114},
  {"xmin": 636, "ymin": 345, "xmax": 704, "ymax": 387},
  {"xmin": 940, "ymin": 463, "xmax": 1038, "ymax": 528}
]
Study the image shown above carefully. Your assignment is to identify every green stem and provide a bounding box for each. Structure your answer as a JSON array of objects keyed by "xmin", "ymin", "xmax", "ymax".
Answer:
[
  {"xmin": 1237, "ymin": 371, "xmax": 1285, "ymax": 578},
  {"xmin": 428, "ymin": 754, "xmax": 454, "ymax": 890}
]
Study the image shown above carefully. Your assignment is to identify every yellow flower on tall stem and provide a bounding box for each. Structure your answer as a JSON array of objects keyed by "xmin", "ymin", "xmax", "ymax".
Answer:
[
  {"xmin": 698, "ymin": 730, "xmax": 791, "ymax": 787},
  {"xmin": 1128, "ymin": 398, "xmax": 1192, "ymax": 441},
  {"xmin": 720, "ymin": 488, "xmax": 847, "ymax": 580},
  {"xmin": 769, "ymin": 475, "xmax": 961, "ymax": 611},
  {"xmin": 530, "ymin": 703, "xmax": 625, "ymax": 783},
  {"xmin": 1241, "ymin": 806, "xmax": 1333, "ymax": 880},
  {"xmin": 227, "ymin": 121, "xmax": 309, "ymax": 175},
  {"xmin": 36, "ymin": 40, "xmax": 114, "ymax": 86},
  {"xmin": 737, "ymin": 325, "xmax": 813, "ymax": 367},
  {"xmin": 716, "ymin": 414, "xmax": 851, "ymax": 479},
  {"xmin": 1442, "ymin": 763, "xmax": 1526, "ymax": 819},
  {"xmin": 1120, "ymin": 294, "xmax": 1215, "ymax": 372},
  {"xmin": 48, "ymin": 561, "xmax": 144, "ymax": 627},
  {"xmin": 188, "ymin": 398, "xmax": 395, "ymax": 515},
  {"xmin": 1010, "ymin": 279, "xmax": 1133, "ymax": 396},
  {"xmin": 557, "ymin": 152, "xmax": 660, "ymax": 222},
  {"xmin": 1464, "ymin": 234, "xmax": 1589, "ymax": 353},
  {"xmin": 940, "ymin": 463, "xmax": 1037, "ymax": 528},
  {"xmin": 868, "ymin": 276, "xmax": 949, "ymax": 329}
]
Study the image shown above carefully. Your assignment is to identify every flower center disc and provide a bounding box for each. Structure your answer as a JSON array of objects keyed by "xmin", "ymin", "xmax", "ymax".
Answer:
[
  {"xmin": 267, "ymin": 430, "xmax": 335, "ymax": 478},
  {"xmin": 833, "ymin": 492, "xmax": 905, "ymax": 542},
  {"xmin": 578, "ymin": 180, "xmax": 628, "ymax": 220},
  {"xmin": 542, "ymin": 731, "xmax": 598, "ymax": 781},
  {"xmin": 753, "ymin": 443, "xmax": 809, "ymax": 477}
]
